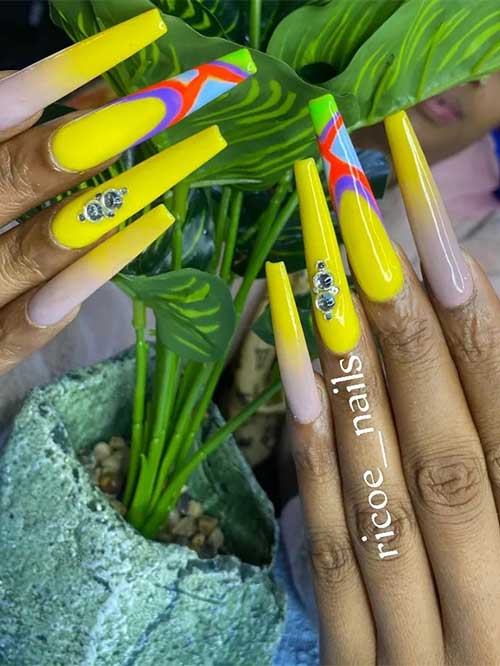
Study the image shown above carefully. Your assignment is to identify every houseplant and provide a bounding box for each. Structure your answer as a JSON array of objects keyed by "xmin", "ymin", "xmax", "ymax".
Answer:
[{"xmin": 1, "ymin": 0, "xmax": 500, "ymax": 663}]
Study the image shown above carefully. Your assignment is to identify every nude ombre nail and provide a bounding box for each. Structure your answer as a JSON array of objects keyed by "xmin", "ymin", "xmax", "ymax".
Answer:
[
  {"xmin": 50, "ymin": 49, "xmax": 256, "ymax": 172},
  {"xmin": 266, "ymin": 261, "xmax": 321, "ymax": 424},
  {"xmin": 0, "ymin": 10, "xmax": 167, "ymax": 131},
  {"xmin": 51, "ymin": 125, "xmax": 227, "ymax": 249},
  {"xmin": 309, "ymin": 94, "xmax": 404, "ymax": 302},
  {"xmin": 295, "ymin": 158, "xmax": 360, "ymax": 354},
  {"xmin": 384, "ymin": 110, "xmax": 473, "ymax": 308},
  {"xmin": 29, "ymin": 205, "xmax": 174, "ymax": 327}
]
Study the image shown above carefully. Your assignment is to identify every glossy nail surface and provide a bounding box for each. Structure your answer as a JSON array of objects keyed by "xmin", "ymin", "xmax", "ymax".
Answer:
[
  {"xmin": 51, "ymin": 48, "xmax": 256, "ymax": 172},
  {"xmin": 29, "ymin": 205, "xmax": 174, "ymax": 327},
  {"xmin": 51, "ymin": 125, "xmax": 226, "ymax": 249},
  {"xmin": 0, "ymin": 10, "xmax": 167, "ymax": 130},
  {"xmin": 266, "ymin": 261, "xmax": 321, "ymax": 424},
  {"xmin": 309, "ymin": 94, "xmax": 403, "ymax": 302},
  {"xmin": 385, "ymin": 110, "xmax": 473, "ymax": 308},
  {"xmin": 295, "ymin": 158, "xmax": 360, "ymax": 354}
]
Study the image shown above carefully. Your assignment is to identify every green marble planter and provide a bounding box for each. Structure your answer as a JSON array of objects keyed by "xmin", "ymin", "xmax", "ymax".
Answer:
[{"xmin": 0, "ymin": 352, "xmax": 285, "ymax": 666}]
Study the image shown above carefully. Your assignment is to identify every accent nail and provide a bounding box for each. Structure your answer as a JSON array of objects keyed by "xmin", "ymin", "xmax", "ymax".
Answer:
[
  {"xmin": 0, "ymin": 10, "xmax": 167, "ymax": 131},
  {"xmin": 295, "ymin": 158, "xmax": 360, "ymax": 354},
  {"xmin": 50, "ymin": 48, "xmax": 256, "ymax": 172},
  {"xmin": 29, "ymin": 205, "xmax": 174, "ymax": 327},
  {"xmin": 266, "ymin": 261, "xmax": 321, "ymax": 424},
  {"xmin": 51, "ymin": 125, "xmax": 227, "ymax": 249},
  {"xmin": 384, "ymin": 110, "xmax": 473, "ymax": 308},
  {"xmin": 309, "ymin": 94, "xmax": 404, "ymax": 302}
]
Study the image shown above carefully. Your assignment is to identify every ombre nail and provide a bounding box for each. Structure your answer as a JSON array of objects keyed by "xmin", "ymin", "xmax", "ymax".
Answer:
[
  {"xmin": 266, "ymin": 261, "xmax": 321, "ymax": 424},
  {"xmin": 384, "ymin": 110, "xmax": 473, "ymax": 308},
  {"xmin": 0, "ymin": 10, "xmax": 167, "ymax": 130}
]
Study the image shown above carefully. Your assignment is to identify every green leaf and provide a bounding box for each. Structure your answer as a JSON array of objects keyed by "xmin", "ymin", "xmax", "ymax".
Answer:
[
  {"xmin": 123, "ymin": 189, "xmax": 215, "ymax": 275},
  {"xmin": 253, "ymin": 293, "xmax": 318, "ymax": 358},
  {"xmin": 114, "ymin": 269, "xmax": 236, "ymax": 362},
  {"xmin": 154, "ymin": 0, "xmax": 226, "ymax": 37}
]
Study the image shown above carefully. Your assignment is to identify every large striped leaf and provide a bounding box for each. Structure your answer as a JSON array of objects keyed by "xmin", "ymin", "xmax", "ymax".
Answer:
[{"xmin": 114, "ymin": 269, "xmax": 235, "ymax": 362}]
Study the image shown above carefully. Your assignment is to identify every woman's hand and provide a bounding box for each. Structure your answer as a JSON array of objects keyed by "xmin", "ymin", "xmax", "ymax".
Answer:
[{"xmin": 267, "ymin": 107, "xmax": 500, "ymax": 664}]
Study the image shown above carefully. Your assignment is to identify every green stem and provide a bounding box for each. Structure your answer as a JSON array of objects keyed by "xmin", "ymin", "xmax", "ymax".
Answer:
[
  {"xmin": 123, "ymin": 300, "xmax": 148, "ymax": 507},
  {"xmin": 249, "ymin": 0, "xmax": 262, "ymax": 50},
  {"xmin": 172, "ymin": 182, "xmax": 190, "ymax": 271},
  {"xmin": 210, "ymin": 186, "xmax": 232, "ymax": 273},
  {"xmin": 219, "ymin": 190, "xmax": 243, "ymax": 283},
  {"xmin": 142, "ymin": 379, "xmax": 282, "ymax": 538}
]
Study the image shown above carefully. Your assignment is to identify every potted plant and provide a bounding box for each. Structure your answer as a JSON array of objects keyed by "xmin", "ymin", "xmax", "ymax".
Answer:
[{"xmin": 1, "ymin": 0, "xmax": 499, "ymax": 664}]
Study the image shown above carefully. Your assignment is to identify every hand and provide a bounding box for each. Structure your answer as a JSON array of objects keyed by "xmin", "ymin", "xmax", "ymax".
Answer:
[{"xmin": 267, "ymin": 106, "xmax": 500, "ymax": 664}]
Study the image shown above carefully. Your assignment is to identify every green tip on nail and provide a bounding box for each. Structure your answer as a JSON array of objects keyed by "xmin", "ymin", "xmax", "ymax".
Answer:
[
  {"xmin": 219, "ymin": 48, "xmax": 257, "ymax": 75},
  {"xmin": 308, "ymin": 93, "xmax": 338, "ymax": 136}
]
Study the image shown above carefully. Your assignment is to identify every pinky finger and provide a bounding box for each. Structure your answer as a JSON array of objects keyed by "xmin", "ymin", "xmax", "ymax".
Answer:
[
  {"xmin": 0, "ymin": 205, "xmax": 174, "ymax": 376},
  {"xmin": 266, "ymin": 262, "xmax": 375, "ymax": 665}
]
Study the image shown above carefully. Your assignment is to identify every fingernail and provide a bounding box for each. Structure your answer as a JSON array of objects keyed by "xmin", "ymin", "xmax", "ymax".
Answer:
[
  {"xmin": 0, "ymin": 10, "xmax": 167, "ymax": 131},
  {"xmin": 266, "ymin": 261, "xmax": 321, "ymax": 424},
  {"xmin": 29, "ymin": 205, "xmax": 174, "ymax": 327},
  {"xmin": 295, "ymin": 158, "xmax": 360, "ymax": 354},
  {"xmin": 309, "ymin": 94, "xmax": 404, "ymax": 302},
  {"xmin": 50, "ymin": 48, "xmax": 256, "ymax": 172},
  {"xmin": 384, "ymin": 110, "xmax": 473, "ymax": 308},
  {"xmin": 51, "ymin": 125, "xmax": 227, "ymax": 249}
]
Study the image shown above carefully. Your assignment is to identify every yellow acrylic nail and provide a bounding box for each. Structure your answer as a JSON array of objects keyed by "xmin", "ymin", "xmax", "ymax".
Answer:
[
  {"xmin": 51, "ymin": 125, "xmax": 227, "ymax": 249},
  {"xmin": 309, "ymin": 93, "xmax": 403, "ymax": 302},
  {"xmin": 0, "ymin": 10, "xmax": 167, "ymax": 130},
  {"xmin": 266, "ymin": 261, "xmax": 321, "ymax": 424},
  {"xmin": 295, "ymin": 158, "xmax": 360, "ymax": 354}
]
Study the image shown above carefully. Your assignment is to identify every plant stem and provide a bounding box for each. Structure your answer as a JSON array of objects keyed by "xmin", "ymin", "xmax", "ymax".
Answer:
[
  {"xmin": 172, "ymin": 182, "xmax": 190, "ymax": 271},
  {"xmin": 249, "ymin": 0, "xmax": 262, "ymax": 50},
  {"xmin": 219, "ymin": 190, "xmax": 243, "ymax": 282},
  {"xmin": 210, "ymin": 186, "xmax": 232, "ymax": 273},
  {"xmin": 142, "ymin": 379, "xmax": 282, "ymax": 538},
  {"xmin": 123, "ymin": 299, "xmax": 148, "ymax": 507}
]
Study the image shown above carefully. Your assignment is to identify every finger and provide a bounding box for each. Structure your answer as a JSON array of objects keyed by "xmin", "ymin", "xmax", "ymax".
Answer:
[
  {"xmin": 0, "ymin": 206, "xmax": 173, "ymax": 376},
  {"xmin": 266, "ymin": 261, "xmax": 374, "ymax": 665},
  {"xmin": 316, "ymin": 98, "xmax": 500, "ymax": 659},
  {"xmin": 0, "ymin": 126, "xmax": 226, "ymax": 308},
  {"xmin": 295, "ymin": 157, "xmax": 443, "ymax": 664},
  {"xmin": 0, "ymin": 72, "xmax": 43, "ymax": 143},
  {"xmin": 0, "ymin": 10, "xmax": 166, "ymax": 134}
]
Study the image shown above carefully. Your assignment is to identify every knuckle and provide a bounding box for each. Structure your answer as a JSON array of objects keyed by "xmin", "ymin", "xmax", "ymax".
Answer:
[
  {"xmin": 409, "ymin": 448, "xmax": 486, "ymax": 522},
  {"xmin": 292, "ymin": 434, "xmax": 338, "ymax": 483},
  {"xmin": 0, "ymin": 142, "xmax": 37, "ymax": 203},
  {"xmin": 307, "ymin": 529, "xmax": 357, "ymax": 585},
  {"xmin": 379, "ymin": 312, "xmax": 437, "ymax": 367},
  {"xmin": 485, "ymin": 442, "xmax": 500, "ymax": 489},
  {"xmin": 447, "ymin": 305, "xmax": 500, "ymax": 370}
]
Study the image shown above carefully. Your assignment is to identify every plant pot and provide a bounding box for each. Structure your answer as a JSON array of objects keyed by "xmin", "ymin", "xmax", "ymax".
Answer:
[{"xmin": 0, "ymin": 352, "xmax": 285, "ymax": 665}]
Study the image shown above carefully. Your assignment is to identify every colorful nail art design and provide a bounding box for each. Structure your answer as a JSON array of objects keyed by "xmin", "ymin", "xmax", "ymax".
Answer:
[
  {"xmin": 295, "ymin": 159, "xmax": 360, "ymax": 354},
  {"xmin": 309, "ymin": 94, "xmax": 404, "ymax": 302},
  {"xmin": 51, "ymin": 125, "xmax": 227, "ymax": 249},
  {"xmin": 29, "ymin": 205, "xmax": 174, "ymax": 327},
  {"xmin": 384, "ymin": 110, "xmax": 473, "ymax": 308},
  {"xmin": 51, "ymin": 49, "xmax": 256, "ymax": 172},
  {"xmin": 266, "ymin": 261, "xmax": 321, "ymax": 424},
  {"xmin": 0, "ymin": 10, "xmax": 167, "ymax": 131}
]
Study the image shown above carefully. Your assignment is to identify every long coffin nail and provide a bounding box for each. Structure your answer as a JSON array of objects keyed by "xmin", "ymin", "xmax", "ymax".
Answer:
[
  {"xmin": 51, "ymin": 125, "xmax": 226, "ymax": 249},
  {"xmin": 51, "ymin": 48, "xmax": 256, "ymax": 172},
  {"xmin": 295, "ymin": 158, "xmax": 360, "ymax": 354},
  {"xmin": 29, "ymin": 205, "xmax": 174, "ymax": 327},
  {"xmin": 309, "ymin": 94, "xmax": 404, "ymax": 302},
  {"xmin": 266, "ymin": 261, "xmax": 321, "ymax": 424},
  {"xmin": 0, "ymin": 10, "xmax": 167, "ymax": 130},
  {"xmin": 384, "ymin": 110, "xmax": 473, "ymax": 308}
]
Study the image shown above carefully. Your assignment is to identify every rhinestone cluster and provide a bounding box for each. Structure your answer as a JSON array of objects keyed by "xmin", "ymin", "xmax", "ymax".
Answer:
[
  {"xmin": 312, "ymin": 260, "xmax": 339, "ymax": 321},
  {"xmin": 78, "ymin": 187, "xmax": 128, "ymax": 223}
]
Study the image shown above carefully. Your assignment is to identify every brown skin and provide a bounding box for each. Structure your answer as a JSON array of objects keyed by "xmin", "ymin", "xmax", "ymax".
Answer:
[
  {"xmin": 353, "ymin": 74, "xmax": 500, "ymax": 166},
  {"xmin": 290, "ymin": 252, "xmax": 500, "ymax": 664}
]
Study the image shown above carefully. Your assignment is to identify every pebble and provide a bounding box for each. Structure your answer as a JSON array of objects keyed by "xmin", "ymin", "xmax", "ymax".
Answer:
[
  {"xmin": 109, "ymin": 436, "xmax": 126, "ymax": 450},
  {"xmin": 198, "ymin": 515, "xmax": 218, "ymax": 536},
  {"xmin": 191, "ymin": 532, "xmax": 205, "ymax": 550},
  {"xmin": 93, "ymin": 442, "xmax": 111, "ymax": 463},
  {"xmin": 99, "ymin": 475, "xmax": 122, "ymax": 496},
  {"xmin": 101, "ymin": 451, "xmax": 124, "ymax": 475},
  {"xmin": 207, "ymin": 527, "xmax": 224, "ymax": 551},
  {"xmin": 187, "ymin": 500, "xmax": 203, "ymax": 519},
  {"xmin": 167, "ymin": 508, "xmax": 180, "ymax": 531},
  {"xmin": 109, "ymin": 498, "xmax": 127, "ymax": 516},
  {"xmin": 171, "ymin": 515, "xmax": 196, "ymax": 537}
]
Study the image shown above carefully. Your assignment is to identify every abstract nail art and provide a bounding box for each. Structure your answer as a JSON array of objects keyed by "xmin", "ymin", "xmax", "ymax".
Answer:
[
  {"xmin": 295, "ymin": 158, "xmax": 360, "ymax": 354},
  {"xmin": 29, "ymin": 205, "xmax": 174, "ymax": 327},
  {"xmin": 309, "ymin": 94, "xmax": 404, "ymax": 302},
  {"xmin": 0, "ymin": 10, "xmax": 167, "ymax": 130},
  {"xmin": 384, "ymin": 110, "xmax": 473, "ymax": 308},
  {"xmin": 51, "ymin": 125, "xmax": 227, "ymax": 249},
  {"xmin": 51, "ymin": 49, "xmax": 257, "ymax": 172},
  {"xmin": 266, "ymin": 261, "xmax": 321, "ymax": 424}
]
